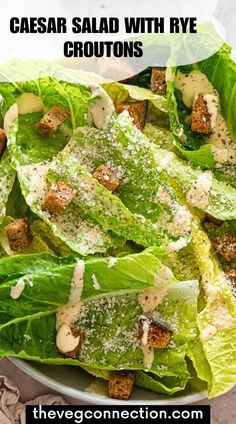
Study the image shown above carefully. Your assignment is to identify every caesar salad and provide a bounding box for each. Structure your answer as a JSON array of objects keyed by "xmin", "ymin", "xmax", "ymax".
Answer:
[{"xmin": 0, "ymin": 44, "xmax": 235, "ymax": 401}]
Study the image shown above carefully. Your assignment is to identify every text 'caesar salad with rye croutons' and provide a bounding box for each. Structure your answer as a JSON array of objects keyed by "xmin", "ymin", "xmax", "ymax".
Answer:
[{"xmin": 0, "ymin": 43, "xmax": 235, "ymax": 401}]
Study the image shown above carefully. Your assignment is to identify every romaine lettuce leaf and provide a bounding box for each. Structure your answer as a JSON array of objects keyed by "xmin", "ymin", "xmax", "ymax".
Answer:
[
  {"xmin": 47, "ymin": 144, "xmax": 165, "ymax": 248},
  {"xmin": 167, "ymin": 44, "xmax": 236, "ymax": 183},
  {"xmin": 0, "ymin": 251, "xmax": 198, "ymax": 396},
  {"xmin": 0, "ymin": 59, "xmax": 168, "ymax": 129},
  {"xmin": 0, "ymin": 71, "xmax": 96, "ymax": 130},
  {"xmin": 7, "ymin": 119, "xmax": 121, "ymax": 255},
  {"xmin": 190, "ymin": 219, "xmax": 236, "ymax": 398},
  {"xmin": 167, "ymin": 77, "xmax": 215, "ymax": 168},
  {"xmin": 197, "ymin": 44, "xmax": 236, "ymax": 141},
  {"xmin": 0, "ymin": 151, "xmax": 15, "ymax": 223},
  {"xmin": 16, "ymin": 113, "xmax": 69, "ymax": 163},
  {"xmin": 6, "ymin": 176, "xmax": 29, "ymax": 219},
  {"xmin": 162, "ymin": 152, "xmax": 236, "ymax": 220},
  {"xmin": 72, "ymin": 113, "xmax": 192, "ymax": 245}
]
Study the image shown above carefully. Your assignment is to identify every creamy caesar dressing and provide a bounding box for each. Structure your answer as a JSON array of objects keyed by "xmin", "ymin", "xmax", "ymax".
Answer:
[
  {"xmin": 4, "ymin": 104, "xmax": 18, "ymax": 136},
  {"xmin": 200, "ymin": 324, "xmax": 217, "ymax": 341},
  {"xmin": 69, "ymin": 260, "xmax": 85, "ymax": 305},
  {"xmin": 207, "ymin": 114, "xmax": 236, "ymax": 164},
  {"xmin": 138, "ymin": 267, "xmax": 171, "ymax": 368},
  {"xmin": 141, "ymin": 319, "xmax": 150, "ymax": 346},
  {"xmin": 107, "ymin": 257, "xmax": 117, "ymax": 268},
  {"xmin": 174, "ymin": 70, "xmax": 216, "ymax": 109},
  {"xmin": 204, "ymin": 94, "xmax": 219, "ymax": 132},
  {"xmin": 92, "ymin": 273, "xmax": 100, "ymax": 290},
  {"xmin": 90, "ymin": 83, "xmax": 114, "ymax": 129},
  {"xmin": 10, "ymin": 279, "xmax": 25, "ymax": 299},
  {"xmin": 56, "ymin": 302, "xmax": 83, "ymax": 331},
  {"xmin": 56, "ymin": 260, "xmax": 85, "ymax": 353},
  {"xmin": 16, "ymin": 93, "xmax": 44, "ymax": 114},
  {"xmin": 138, "ymin": 285, "xmax": 167, "ymax": 314},
  {"xmin": 141, "ymin": 345, "xmax": 155, "ymax": 370},
  {"xmin": 186, "ymin": 171, "xmax": 213, "ymax": 209},
  {"xmin": 56, "ymin": 260, "xmax": 85, "ymax": 327},
  {"xmin": 56, "ymin": 323, "xmax": 80, "ymax": 354}
]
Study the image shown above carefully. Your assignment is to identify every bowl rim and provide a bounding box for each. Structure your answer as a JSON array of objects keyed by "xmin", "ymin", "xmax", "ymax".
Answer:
[{"xmin": 9, "ymin": 357, "xmax": 208, "ymax": 405}]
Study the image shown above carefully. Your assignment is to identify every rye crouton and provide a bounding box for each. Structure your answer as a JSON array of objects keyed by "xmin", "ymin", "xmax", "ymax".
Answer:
[
  {"xmin": 116, "ymin": 100, "xmax": 147, "ymax": 130},
  {"xmin": 42, "ymin": 181, "xmax": 75, "ymax": 216},
  {"xmin": 5, "ymin": 218, "xmax": 32, "ymax": 252},
  {"xmin": 0, "ymin": 128, "xmax": 7, "ymax": 158},
  {"xmin": 225, "ymin": 268, "xmax": 236, "ymax": 283},
  {"xmin": 191, "ymin": 93, "xmax": 218, "ymax": 135},
  {"xmin": 213, "ymin": 232, "xmax": 236, "ymax": 262},
  {"xmin": 151, "ymin": 67, "xmax": 166, "ymax": 94},
  {"xmin": 139, "ymin": 318, "xmax": 172, "ymax": 348},
  {"xmin": 56, "ymin": 324, "xmax": 83, "ymax": 359},
  {"xmin": 36, "ymin": 105, "xmax": 69, "ymax": 137},
  {"xmin": 108, "ymin": 371, "xmax": 135, "ymax": 400},
  {"xmin": 93, "ymin": 164, "xmax": 120, "ymax": 192}
]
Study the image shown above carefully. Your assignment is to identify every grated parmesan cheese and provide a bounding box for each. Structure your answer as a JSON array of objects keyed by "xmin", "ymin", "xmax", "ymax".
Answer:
[{"xmin": 186, "ymin": 171, "xmax": 213, "ymax": 209}]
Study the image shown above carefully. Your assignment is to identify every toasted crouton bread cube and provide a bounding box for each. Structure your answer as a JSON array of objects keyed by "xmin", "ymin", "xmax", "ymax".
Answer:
[
  {"xmin": 56, "ymin": 325, "xmax": 83, "ymax": 359},
  {"xmin": 139, "ymin": 318, "xmax": 172, "ymax": 348},
  {"xmin": 151, "ymin": 67, "xmax": 166, "ymax": 94},
  {"xmin": 42, "ymin": 181, "xmax": 75, "ymax": 215},
  {"xmin": 93, "ymin": 164, "xmax": 120, "ymax": 192},
  {"xmin": 213, "ymin": 232, "xmax": 236, "ymax": 262},
  {"xmin": 225, "ymin": 268, "xmax": 236, "ymax": 282},
  {"xmin": 36, "ymin": 105, "xmax": 69, "ymax": 137},
  {"xmin": 191, "ymin": 94, "xmax": 214, "ymax": 135},
  {"xmin": 0, "ymin": 128, "xmax": 7, "ymax": 158},
  {"xmin": 5, "ymin": 218, "xmax": 32, "ymax": 252},
  {"xmin": 116, "ymin": 100, "xmax": 147, "ymax": 130},
  {"xmin": 108, "ymin": 371, "xmax": 135, "ymax": 400}
]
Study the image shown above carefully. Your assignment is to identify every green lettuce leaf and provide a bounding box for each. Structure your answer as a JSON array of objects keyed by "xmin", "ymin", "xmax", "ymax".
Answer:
[
  {"xmin": 0, "ymin": 65, "xmax": 96, "ymax": 130},
  {"xmin": 16, "ymin": 113, "xmax": 69, "ymax": 163},
  {"xmin": 0, "ymin": 151, "xmax": 16, "ymax": 223},
  {"xmin": 197, "ymin": 44, "xmax": 236, "ymax": 141},
  {"xmin": 47, "ymin": 142, "xmax": 165, "ymax": 248},
  {"xmin": 0, "ymin": 251, "xmax": 198, "ymax": 396},
  {"xmin": 160, "ymin": 151, "xmax": 236, "ymax": 220},
  {"xmin": 72, "ymin": 112, "xmax": 192, "ymax": 244},
  {"xmin": 167, "ymin": 44, "xmax": 236, "ymax": 181},
  {"xmin": 189, "ymin": 219, "xmax": 236, "ymax": 398},
  {"xmin": 7, "ymin": 118, "xmax": 121, "ymax": 255}
]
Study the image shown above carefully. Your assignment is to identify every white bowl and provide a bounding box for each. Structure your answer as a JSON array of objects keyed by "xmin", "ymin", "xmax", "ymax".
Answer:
[{"xmin": 10, "ymin": 357, "xmax": 207, "ymax": 405}]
